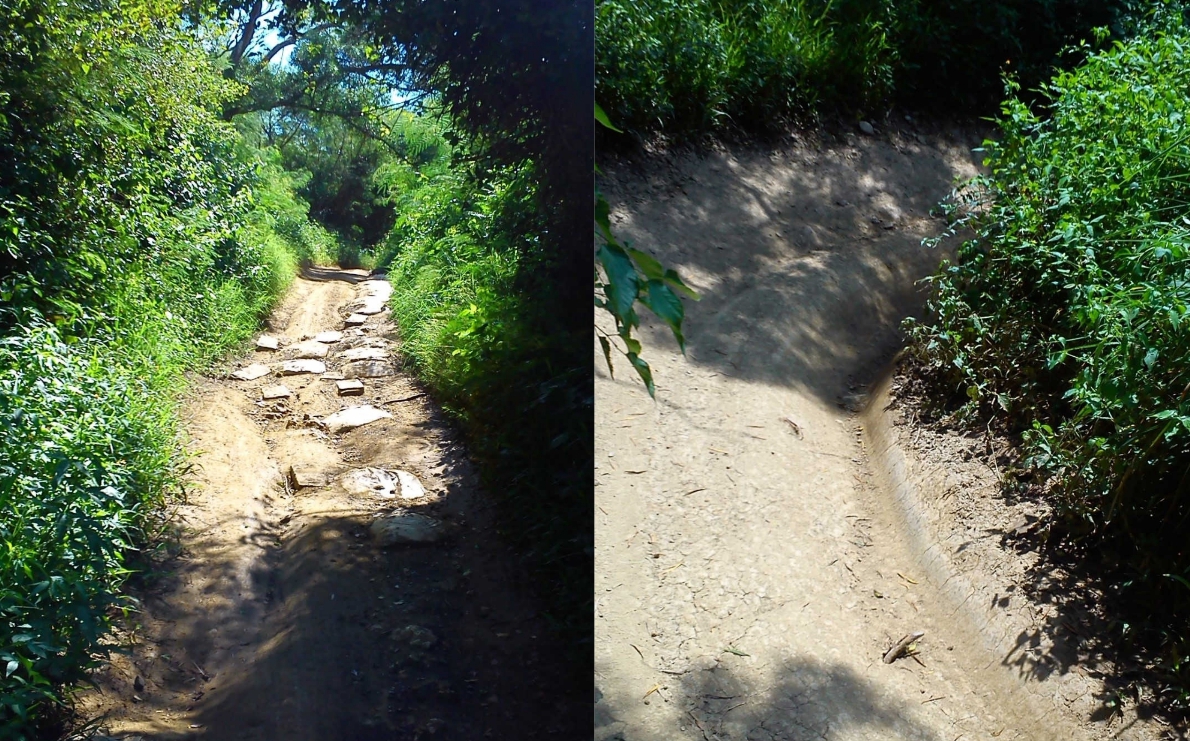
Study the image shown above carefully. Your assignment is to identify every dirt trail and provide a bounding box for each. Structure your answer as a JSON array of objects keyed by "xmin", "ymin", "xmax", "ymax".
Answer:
[
  {"xmin": 80, "ymin": 267, "xmax": 582, "ymax": 740},
  {"xmin": 595, "ymin": 126, "xmax": 1135, "ymax": 741}
]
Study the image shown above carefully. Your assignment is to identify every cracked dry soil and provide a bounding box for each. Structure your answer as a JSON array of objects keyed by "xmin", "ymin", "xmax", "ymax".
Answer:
[
  {"xmin": 77, "ymin": 267, "xmax": 583, "ymax": 740},
  {"xmin": 594, "ymin": 125, "xmax": 1145, "ymax": 741}
]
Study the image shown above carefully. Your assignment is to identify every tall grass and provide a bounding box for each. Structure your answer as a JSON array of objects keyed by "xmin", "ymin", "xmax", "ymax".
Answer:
[{"xmin": 596, "ymin": 0, "xmax": 1160, "ymax": 135}]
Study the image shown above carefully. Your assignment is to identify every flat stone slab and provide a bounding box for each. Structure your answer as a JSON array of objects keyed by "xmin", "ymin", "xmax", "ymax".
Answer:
[
  {"xmin": 354, "ymin": 299, "xmax": 386, "ymax": 316},
  {"xmin": 344, "ymin": 313, "xmax": 368, "ymax": 326},
  {"xmin": 255, "ymin": 335, "xmax": 279, "ymax": 351},
  {"xmin": 289, "ymin": 340, "xmax": 329, "ymax": 359},
  {"xmin": 314, "ymin": 331, "xmax": 343, "ymax": 344},
  {"xmin": 261, "ymin": 384, "xmax": 292, "ymax": 400},
  {"xmin": 336, "ymin": 378, "xmax": 365, "ymax": 396},
  {"xmin": 339, "ymin": 346, "xmax": 388, "ymax": 362},
  {"xmin": 324, "ymin": 404, "xmax": 392, "ymax": 433},
  {"xmin": 341, "ymin": 468, "xmax": 426, "ymax": 500},
  {"xmin": 370, "ymin": 512, "xmax": 443, "ymax": 545},
  {"xmin": 288, "ymin": 465, "xmax": 327, "ymax": 489},
  {"xmin": 342, "ymin": 360, "xmax": 392, "ymax": 378},
  {"xmin": 231, "ymin": 364, "xmax": 271, "ymax": 381},
  {"xmin": 280, "ymin": 359, "xmax": 326, "ymax": 375},
  {"xmin": 319, "ymin": 371, "xmax": 346, "ymax": 381}
]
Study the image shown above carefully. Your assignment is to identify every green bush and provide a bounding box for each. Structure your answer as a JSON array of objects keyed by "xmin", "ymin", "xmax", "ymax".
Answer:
[
  {"xmin": 376, "ymin": 116, "xmax": 590, "ymax": 644},
  {"xmin": 908, "ymin": 25, "xmax": 1190, "ymax": 701}
]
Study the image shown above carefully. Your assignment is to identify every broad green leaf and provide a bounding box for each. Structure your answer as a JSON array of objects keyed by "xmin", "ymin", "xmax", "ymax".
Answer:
[
  {"xmin": 598, "ymin": 243, "xmax": 639, "ymax": 323},
  {"xmin": 595, "ymin": 103, "xmax": 624, "ymax": 133},
  {"xmin": 640, "ymin": 280, "xmax": 687, "ymax": 352}
]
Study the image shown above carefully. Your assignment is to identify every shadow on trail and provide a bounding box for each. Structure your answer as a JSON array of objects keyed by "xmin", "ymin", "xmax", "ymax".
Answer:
[
  {"xmin": 598, "ymin": 127, "xmax": 985, "ymax": 406},
  {"xmin": 121, "ymin": 512, "xmax": 580, "ymax": 740},
  {"xmin": 597, "ymin": 656, "xmax": 944, "ymax": 741}
]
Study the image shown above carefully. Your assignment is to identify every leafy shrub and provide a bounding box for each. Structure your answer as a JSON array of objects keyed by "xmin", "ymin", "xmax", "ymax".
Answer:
[
  {"xmin": 0, "ymin": 1, "xmax": 329, "ymax": 732},
  {"xmin": 908, "ymin": 24, "xmax": 1190, "ymax": 701}
]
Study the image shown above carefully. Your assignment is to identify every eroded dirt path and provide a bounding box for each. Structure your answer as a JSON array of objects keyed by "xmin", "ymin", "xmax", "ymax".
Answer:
[
  {"xmin": 594, "ymin": 127, "xmax": 1118, "ymax": 740},
  {"xmin": 81, "ymin": 267, "xmax": 581, "ymax": 740}
]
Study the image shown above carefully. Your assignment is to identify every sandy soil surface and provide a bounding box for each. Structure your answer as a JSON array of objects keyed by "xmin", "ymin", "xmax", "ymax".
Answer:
[
  {"xmin": 594, "ymin": 123, "xmax": 1160, "ymax": 741},
  {"xmin": 77, "ymin": 267, "xmax": 583, "ymax": 740}
]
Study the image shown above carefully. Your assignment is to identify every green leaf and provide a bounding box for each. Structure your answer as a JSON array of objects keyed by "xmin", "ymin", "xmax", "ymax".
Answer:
[
  {"xmin": 595, "ymin": 103, "xmax": 624, "ymax": 133},
  {"xmin": 640, "ymin": 279, "xmax": 687, "ymax": 352},
  {"xmin": 662, "ymin": 269, "xmax": 700, "ymax": 300},
  {"xmin": 627, "ymin": 247, "xmax": 665, "ymax": 280},
  {"xmin": 598, "ymin": 243, "xmax": 639, "ymax": 324},
  {"xmin": 4, "ymin": 660, "xmax": 16, "ymax": 678},
  {"xmin": 627, "ymin": 352, "xmax": 655, "ymax": 398}
]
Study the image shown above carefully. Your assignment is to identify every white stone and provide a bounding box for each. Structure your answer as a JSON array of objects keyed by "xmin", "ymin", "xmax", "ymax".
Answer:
[
  {"xmin": 344, "ymin": 313, "xmax": 368, "ymax": 326},
  {"xmin": 261, "ymin": 384, "xmax": 292, "ymax": 400},
  {"xmin": 336, "ymin": 378, "xmax": 365, "ymax": 396},
  {"xmin": 339, "ymin": 346, "xmax": 387, "ymax": 362},
  {"xmin": 341, "ymin": 468, "xmax": 399, "ymax": 498},
  {"xmin": 395, "ymin": 470, "xmax": 426, "ymax": 500},
  {"xmin": 280, "ymin": 359, "xmax": 326, "ymax": 375},
  {"xmin": 370, "ymin": 512, "xmax": 443, "ymax": 545},
  {"xmin": 314, "ymin": 331, "xmax": 343, "ymax": 344},
  {"xmin": 255, "ymin": 335, "xmax": 279, "ymax": 350},
  {"xmin": 231, "ymin": 364, "xmax": 271, "ymax": 381},
  {"xmin": 324, "ymin": 404, "xmax": 392, "ymax": 433},
  {"xmin": 342, "ymin": 360, "xmax": 392, "ymax": 378},
  {"xmin": 289, "ymin": 340, "xmax": 329, "ymax": 359}
]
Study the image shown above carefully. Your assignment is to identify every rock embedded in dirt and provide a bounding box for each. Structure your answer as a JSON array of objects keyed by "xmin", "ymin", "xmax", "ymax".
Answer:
[
  {"xmin": 280, "ymin": 359, "xmax": 326, "ymax": 375},
  {"xmin": 859, "ymin": 120, "xmax": 875, "ymax": 135},
  {"xmin": 395, "ymin": 470, "xmax": 427, "ymax": 500},
  {"xmin": 288, "ymin": 340, "xmax": 330, "ymax": 359},
  {"xmin": 231, "ymin": 363, "xmax": 271, "ymax": 381},
  {"xmin": 288, "ymin": 465, "xmax": 328, "ymax": 489},
  {"xmin": 344, "ymin": 313, "xmax": 369, "ymax": 326},
  {"xmin": 370, "ymin": 511, "xmax": 444, "ymax": 544},
  {"xmin": 336, "ymin": 378, "xmax": 365, "ymax": 396},
  {"xmin": 341, "ymin": 467, "xmax": 400, "ymax": 498},
  {"xmin": 314, "ymin": 330, "xmax": 343, "ymax": 344},
  {"xmin": 320, "ymin": 371, "xmax": 346, "ymax": 381},
  {"xmin": 261, "ymin": 384, "xmax": 292, "ymax": 400},
  {"xmin": 339, "ymin": 346, "xmax": 388, "ymax": 362},
  {"xmin": 342, "ymin": 359, "xmax": 392, "ymax": 378},
  {"xmin": 255, "ymin": 335, "xmax": 279, "ymax": 351},
  {"xmin": 324, "ymin": 404, "xmax": 392, "ymax": 433}
]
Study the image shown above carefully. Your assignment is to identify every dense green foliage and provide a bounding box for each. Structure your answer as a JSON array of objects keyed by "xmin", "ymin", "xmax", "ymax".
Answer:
[
  {"xmin": 596, "ymin": 0, "xmax": 1167, "ymax": 135},
  {"xmin": 374, "ymin": 111, "xmax": 590, "ymax": 644},
  {"xmin": 908, "ymin": 26, "xmax": 1190, "ymax": 702},
  {"xmin": 0, "ymin": 1, "xmax": 330, "ymax": 732}
]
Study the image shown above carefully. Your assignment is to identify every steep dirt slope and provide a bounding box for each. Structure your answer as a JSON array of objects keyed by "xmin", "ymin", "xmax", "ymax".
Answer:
[
  {"xmin": 594, "ymin": 125, "xmax": 1146, "ymax": 741},
  {"xmin": 79, "ymin": 267, "xmax": 582, "ymax": 740}
]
